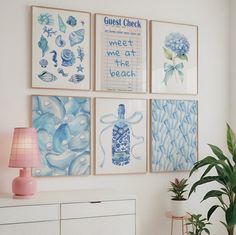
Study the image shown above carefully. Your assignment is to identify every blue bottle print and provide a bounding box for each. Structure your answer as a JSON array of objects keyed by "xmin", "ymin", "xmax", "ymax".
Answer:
[{"xmin": 112, "ymin": 104, "xmax": 130, "ymax": 166}]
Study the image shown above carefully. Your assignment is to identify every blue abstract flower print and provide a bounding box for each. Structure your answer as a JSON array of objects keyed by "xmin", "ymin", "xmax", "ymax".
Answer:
[
  {"xmin": 163, "ymin": 32, "xmax": 190, "ymax": 85},
  {"xmin": 151, "ymin": 99, "xmax": 197, "ymax": 172},
  {"xmin": 32, "ymin": 96, "xmax": 90, "ymax": 176},
  {"xmin": 32, "ymin": 6, "xmax": 90, "ymax": 90}
]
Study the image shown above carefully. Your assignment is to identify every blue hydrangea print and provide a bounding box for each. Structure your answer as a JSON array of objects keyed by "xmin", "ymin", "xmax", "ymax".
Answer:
[{"xmin": 163, "ymin": 32, "xmax": 190, "ymax": 85}]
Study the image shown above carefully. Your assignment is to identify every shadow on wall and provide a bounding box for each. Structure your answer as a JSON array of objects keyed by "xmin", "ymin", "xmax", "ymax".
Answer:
[{"xmin": 0, "ymin": 131, "xmax": 13, "ymax": 193}]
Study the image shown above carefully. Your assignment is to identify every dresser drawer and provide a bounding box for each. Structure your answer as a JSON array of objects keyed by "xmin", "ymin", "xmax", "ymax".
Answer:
[
  {"xmin": 61, "ymin": 199, "xmax": 135, "ymax": 219},
  {"xmin": 0, "ymin": 204, "xmax": 59, "ymax": 225}
]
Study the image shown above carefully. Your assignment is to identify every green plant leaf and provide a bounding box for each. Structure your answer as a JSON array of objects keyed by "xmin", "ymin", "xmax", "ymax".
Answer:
[
  {"xmin": 208, "ymin": 143, "xmax": 233, "ymax": 170},
  {"xmin": 176, "ymin": 54, "xmax": 188, "ymax": 61},
  {"xmin": 207, "ymin": 205, "xmax": 220, "ymax": 220},
  {"xmin": 201, "ymin": 163, "xmax": 217, "ymax": 179},
  {"xmin": 203, "ymin": 228, "xmax": 210, "ymax": 234},
  {"xmin": 189, "ymin": 156, "xmax": 217, "ymax": 177},
  {"xmin": 189, "ymin": 176, "xmax": 224, "ymax": 197},
  {"xmin": 201, "ymin": 190, "xmax": 225, "ymax": 202},
  {"xmin": 208, "ymin": 144, "xmax": 227, "ymax": 161},
  {"xmin": 226, "ymin": 205, "xmax": 236, "ymax": 226},
  {"xmin": 227, "ymin": 123, "xmax": 236, "ymax": 163},
  {"xmin": 163, "ymin": 47, "xmax": 173, "ymax": 60}
]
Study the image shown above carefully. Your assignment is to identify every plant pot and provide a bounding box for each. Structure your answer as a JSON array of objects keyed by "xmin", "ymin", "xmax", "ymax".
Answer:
[{"xmin": 170, "ymin": 199, "xmax": 187, "ymax": 217}]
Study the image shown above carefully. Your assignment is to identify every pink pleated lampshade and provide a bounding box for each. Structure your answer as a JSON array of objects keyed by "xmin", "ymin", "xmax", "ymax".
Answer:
[{"xmin": 9, "ymin": 128, "xmax": 41, "ymax": 168}]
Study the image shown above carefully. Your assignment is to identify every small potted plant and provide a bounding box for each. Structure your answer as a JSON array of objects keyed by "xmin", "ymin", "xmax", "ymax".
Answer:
[
  {"xmin": 169, "ymin": 178, "xmax": 188, "ymax": 216},
  {"xmin": 186, "ymin": 213, "xmax": 211, "ymax": 235}
]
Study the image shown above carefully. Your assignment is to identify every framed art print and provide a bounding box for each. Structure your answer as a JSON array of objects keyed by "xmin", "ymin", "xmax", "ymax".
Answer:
[
  {"xmin": 95, "ymin": 14, "xmax": 147, "ymax": 93},
  {"xmin": 32, "ymin": 95, "xmax": 91, "ymax": 176},
  {"xmin": 151, "ymin": 99, "xmax": 198, "ymax": 172},
  {"xmin": 151, "ymin": 21, "xmax": 198, "ymax": 94},
  {"xmin": 32, "ymin": 6, "xmax": 91, "ymax": 90},
  {"xmin": 95, "ymin": 98, "xmax": 147, "ymax": 175}
]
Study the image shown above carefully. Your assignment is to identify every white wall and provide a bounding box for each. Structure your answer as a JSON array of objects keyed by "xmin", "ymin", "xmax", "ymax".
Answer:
[
  {"xmin": 230, "ymin": 0, "xmax": 236, "ymax": 130},
  {"xmin": 0, "ymin": 0, "xmax": 230, "ymax": 234}
]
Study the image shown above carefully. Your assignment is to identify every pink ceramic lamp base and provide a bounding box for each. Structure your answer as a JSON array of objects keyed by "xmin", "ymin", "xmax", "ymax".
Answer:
[{"xmin": 12, "ymin": 168, "xmax": 37, "ymax": 199}]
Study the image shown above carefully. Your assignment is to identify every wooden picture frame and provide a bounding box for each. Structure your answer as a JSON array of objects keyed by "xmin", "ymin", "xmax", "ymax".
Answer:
[
  {"xmin": 32, "ymin": 6, "xmax": 91, "ymax": 90},
  {"xmin": 151, "ymin": 99, "xmax": 198, "ymax": 172},
  {"xmin": 32, "ymin": 95, "xmax": 91, "ymax": 176},
  {"xmin": 95, "ymin": 13, "xmax": 147, "ymax": 93},
  {"xmin": 151, "ymin": 20, "xmax": 198, "ymax": 94},
  {"xmin": 95, "ymin": 97, "xmax": 147, "ymax": 175}
]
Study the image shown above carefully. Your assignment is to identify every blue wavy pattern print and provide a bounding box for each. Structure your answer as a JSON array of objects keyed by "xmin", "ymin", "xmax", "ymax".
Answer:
[
  {"xmin": 152, "ymin": 99, "xmax": 198, "ymax": 172},
  {"xmin": 32, "ymin": 96, "xmax": 90, "ymax": 176}
]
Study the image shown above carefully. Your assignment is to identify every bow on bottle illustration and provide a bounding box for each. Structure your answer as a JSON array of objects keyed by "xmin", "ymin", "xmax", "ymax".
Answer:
[{"xmin": 99, "ymin": 105, "xmax": 144, "ymax": 168}]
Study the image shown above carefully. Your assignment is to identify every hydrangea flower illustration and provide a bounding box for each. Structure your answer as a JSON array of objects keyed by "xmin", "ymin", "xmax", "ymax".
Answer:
[
  {"xmin": 165, "ymin": 32, "xmax": 190, "ymax": 56},
  {"xmin": 38, "ymin": 13, "xmax": 54, "ymax": 25},
  {"xmin": 163, "ymin": 32, "xmax": 190, "ymax": 85}
]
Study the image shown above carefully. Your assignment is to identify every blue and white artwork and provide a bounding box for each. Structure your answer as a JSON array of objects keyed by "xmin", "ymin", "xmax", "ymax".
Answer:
[
  {"xmin": 151, "ymin": 21, "xmax": 198, "ymax": 94},
  {"xmin": 32, "ymin": 95, "xmax": 91, "ymax": 176},
  {"xmin": 95, "ymin": 98, "xmax": 147, "ymax": 175},
  {"xmin": 151, "ymin": 99, "xmax": 198, "ymax": 172},
  {"xmin": 32, "ymin": 6, "xmax": 90, "ymax": 90}
]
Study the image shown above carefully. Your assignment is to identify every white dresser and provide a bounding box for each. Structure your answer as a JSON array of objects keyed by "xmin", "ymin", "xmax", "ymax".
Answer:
[{"xmin": 0, "ymin": 189, "xmax": 136, "ymax": 235}]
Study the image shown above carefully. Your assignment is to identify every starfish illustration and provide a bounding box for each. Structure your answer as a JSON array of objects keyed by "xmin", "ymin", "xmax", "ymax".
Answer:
[{"xmin": 77, "ymin": 64, "xmax": 84, "ymax": 73}]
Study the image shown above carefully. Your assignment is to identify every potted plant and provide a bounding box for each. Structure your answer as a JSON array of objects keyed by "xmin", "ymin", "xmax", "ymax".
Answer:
[
  {"xmin": 169, "ymin": 178, "xmax": 188, "ymax": 216},
  {"xmin": 186, "ymin": 213, "xmax": 211, "ymax": 235},
  {"xmin": 189, "ymin": 124, "xmax": 236, "ymax": 235}
]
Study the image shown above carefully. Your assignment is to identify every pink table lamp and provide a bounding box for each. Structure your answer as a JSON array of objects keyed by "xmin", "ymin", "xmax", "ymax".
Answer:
[{"xmin": 9, "ymin": 128, "xmax": 41, "ymax": 198}]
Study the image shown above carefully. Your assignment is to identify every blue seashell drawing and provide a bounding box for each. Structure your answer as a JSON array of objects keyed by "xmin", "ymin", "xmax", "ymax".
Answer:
[
  {"xmin": 50, "ymin": 50, "xmax": 58, "ymax": 67},
  {"xmin": 69, "ymin": 29, "xmax": 85, "ymax": 47},
  {"xmin": 57, "ymin": 68, "xmax": 68, "ymax": 77},
  {"xmin": 55, "ymin": 35, "xmax": 66, "ymax": 47},
  {"xmin": 32, "ymin": 96, "xmax": 91, "ymax": 177},
  {"xmin": 66, "ymin": 16, "xmax": 77, "ymax": 27},
  {"xmin": 38, "ymin": 13, "xmax": 54, "ymax": 25},
  {"xmin": 34, "ymin": 96, "xmax": 66, "ymax": 122},
  {"xmin": 38, "ymin": 71, "xmax": 58, "ymax": 82},
  {"xmin": 46, "ymin": 150, "xmax": 77, "ymax": 170},
  {"xmin": 58, "ymin": 15, "xmax": 66, "ymax": 33},
  {"xmin": 39, "ymin": 59, "xmax": 48, "ymax": 68},
  {"xmin": 38, "ymin": 35, "xmax": 49, "ymax": 57},
  {"xmin": 69, "ymin": 74, "xmax": 85, "ymax": 84},
  {"xmin": 68, "ymin": 152, "xmax": 90, "ymax": 176},
  {"xmin": 61, "ymin": 49, "xmax": 75, "ymax": 67}
]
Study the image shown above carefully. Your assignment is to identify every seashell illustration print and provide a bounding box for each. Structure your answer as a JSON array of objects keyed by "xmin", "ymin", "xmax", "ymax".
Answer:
[
  {"xmin": 66, "ymin": 16, "xmax": 77, "ymax": 27},
  {"xmin": 55, "ymin": 35, "xmax": 66, "ymax": 47},
  {"xmin": 38, "ymin": 70, "xmax": 58, "ymax": 82},
  {"xmin": 38, "ymin": 35, "xmax": 49, "ymax": 57},
  {"xmin": 58, "ymin": 15, "xmax": 66, "ymax": 33},
  {"xmin": 69, "ymin": 29, "xmax": 85, "ymax": 47},
  {"xmin": 39, "ymin": 59, "xmax": 48, "ymax": 68},
  {"xmin": 69, "ymin": 74, "xmax": 85, "ymax": 83},
  {"xmin": 38, "ymin": 13, "xmax": 54, "ymax": 25},
  {"xmin": 61, "ymin": 49, "xmax": 75, "ymax": 67}
]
